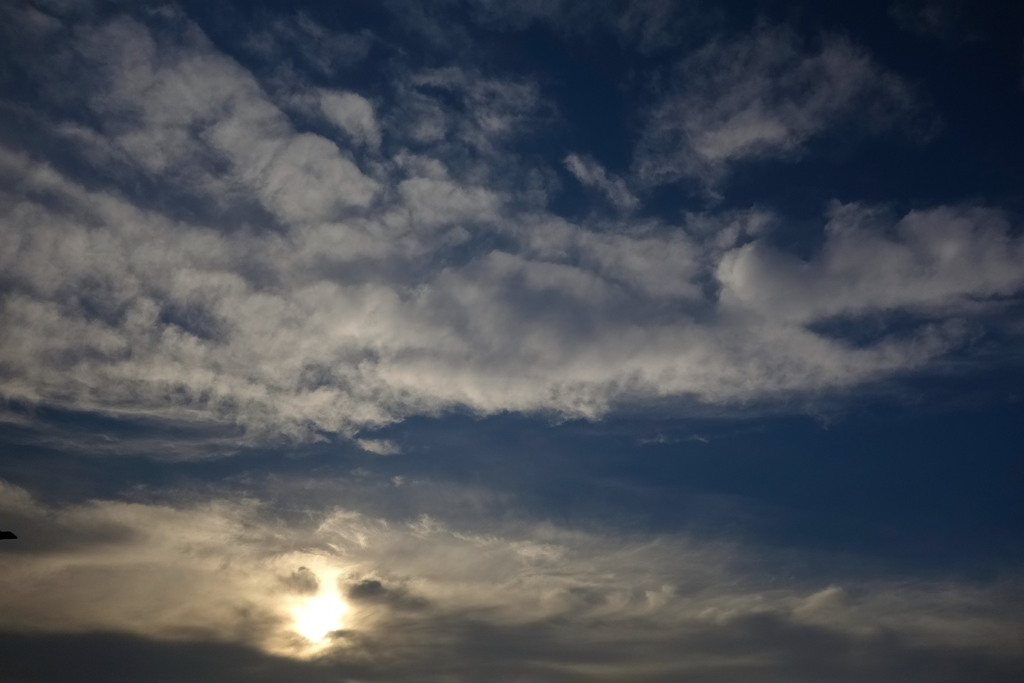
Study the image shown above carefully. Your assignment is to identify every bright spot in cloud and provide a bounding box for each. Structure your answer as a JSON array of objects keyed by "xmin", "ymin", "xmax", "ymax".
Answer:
[{"xmin": 291, "ymin": 592, "xmax": 348, "ymax": 644}]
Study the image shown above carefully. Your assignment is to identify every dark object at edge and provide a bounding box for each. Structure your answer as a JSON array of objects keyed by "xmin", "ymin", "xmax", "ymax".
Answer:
[{"xmin": 0, "ymin": 530, "xmax": 17, "ymax": 540}]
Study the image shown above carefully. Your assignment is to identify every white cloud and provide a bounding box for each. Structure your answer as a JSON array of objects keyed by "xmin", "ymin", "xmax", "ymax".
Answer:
[
  {"xmin": 2, "ymin": 136, "xmax": 1021, "ymax": 444},
  {"xmin": 76, "ymin": 16, "xmax": 379, "ymax": 223},
  {"xmin": 0, "ymin": 7, "xmax": 1021, "ymax": 448},
  {"xmin": 564, "ymin": 153, "xmax": 638, "ymax": 210},
  {"xmin": 635, "ymin": 25, "xmax": 917, "ymax": 185},
  {"xmin": 396, "ymin": 176, "xmax": 502, "ymax": 228},
  {"xmin": 320, "ymin": 90, "xmax": 382, "ymax": 149},
  {"xmin": 356, "ymin": 438, "xmax": 401, "ymax": 456},
  {"xmin": 717, "ymin": 203, "xmax": 1024, "ymax": 322}
]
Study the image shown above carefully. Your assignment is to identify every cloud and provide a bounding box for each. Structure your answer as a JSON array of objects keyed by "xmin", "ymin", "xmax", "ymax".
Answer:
[
  {"xmin": 461, "ymin": 0, "xmax": 704, "ymax": 54},
  {"xmin": 345, "ymin": 578, "xmax": 427, "ymax": 611},
  {"xmin": 0, "ymin": 632, "xmax": 346, "ymax": 683},
  {"xmin": 635, "ymin": 24, "xmax": 917, "ymax": 186},
  {"xmin": 1, "ymin": 135, "xmax": 1022, "ymax": 444},
  {"xmin": 281, "ymin": 567, "xmax": 320, "ymax": 596},
  {"xmin": 71, "ymin": 14, "xmax": 379, "ymax": 223},
  {"xmin": 564, "ymin": 153, "xmax": 638, "ymax": 211},
  {"xmin": 717, "ymin": 203, "xmax": 1024, "ymax": 322},
  {"xmin": 0, "ymin": 5, "xmax": 1021, "ymax": 450},
  {"xmin": 243, "ymin": 10, "xmax": 373, "ymax": 76},
  {"xmin": 347, "ymin": 578, "xmax": 388, "ymax": 599},
  {"xmin": 356, "ymin": 439, "xmax": 402, "ymax": 456},
  {"xmin": 0, "ymin": 480, "xmax": 1021, "ymax": 681},
  {"xmin": 319, "ymin": 90, "xmax": 382, "ymax": 149},
  {"xmin": 400, "ymin": 66, "xmax": 552, "ymax": 154},
  {"xmin": 890, "ymin": 1, "xmax": 968, "ymax": 43}
]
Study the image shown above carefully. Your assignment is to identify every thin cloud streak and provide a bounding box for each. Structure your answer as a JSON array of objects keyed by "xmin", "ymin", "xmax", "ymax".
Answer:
[{"xmin": 635, "ymin": 24, "xmax": 920, "ymax": 187}]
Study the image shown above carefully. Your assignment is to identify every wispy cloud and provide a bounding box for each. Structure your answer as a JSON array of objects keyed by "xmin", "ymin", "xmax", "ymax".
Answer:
[
  {"xmin": 890, "ymin": 0, "xmax": 971, "ymax": 43},
  {"xmin": 635, "ymin": 24, "xmax": 919, "ymax": 187},
  {"xmin": 319, "ymin": 90, "xmax": 382, "ymax": 150},
  {"xmin": 564, "ymin": 153, "xmax": 638, "ymax": 211},
  {"xmin": 243, "ymin": 10, "xmax": 373, "ymax": 76},
  {"xmin": 356, "ymin": 438, "xmax": 401, "ymax": 456}
]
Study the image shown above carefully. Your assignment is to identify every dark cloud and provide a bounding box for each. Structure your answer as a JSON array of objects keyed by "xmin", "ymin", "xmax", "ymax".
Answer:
[
  {"xmin": 0, "ymin": 631, "xmax": 344, "ymax": 683},
  {"xmin": 8, "ymin": 609, "xmax": 1017, "ymax": 683},
  {"xmin": 316, "ymin": 608, "xmax": 1024, "ymax": 682},
  {"xmin": 345, "ymin": 578, "xmax": 429, "ymax": 611},
  {"xmin": 347, "ymin": 578, "xmax": 386, "ymax": 599},
  {"xmin": 281, "ymin": 567, "xmax": 319, "ymax": 596}
]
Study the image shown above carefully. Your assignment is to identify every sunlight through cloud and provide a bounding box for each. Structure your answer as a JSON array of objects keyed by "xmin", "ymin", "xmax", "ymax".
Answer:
[{"xmin": 291, "ymin": 591, "xmax": 348, "ymax": 645}]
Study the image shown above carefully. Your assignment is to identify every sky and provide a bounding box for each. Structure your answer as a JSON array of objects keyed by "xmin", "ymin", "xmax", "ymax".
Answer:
[{"xmin": 0, "ymin": 0, "xmax": 1023, "ymax": 680}]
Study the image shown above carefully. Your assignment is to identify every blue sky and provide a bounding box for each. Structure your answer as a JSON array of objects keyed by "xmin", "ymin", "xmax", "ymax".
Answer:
[{"xmin": 1, "ymin": 1, "xmax": 1023, "ymax": 680}]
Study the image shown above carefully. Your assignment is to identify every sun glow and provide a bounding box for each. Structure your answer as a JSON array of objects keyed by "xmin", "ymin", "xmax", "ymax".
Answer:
[{"xmin": 291, "ymin": 592, "xmax": 348, "ymax": 644}]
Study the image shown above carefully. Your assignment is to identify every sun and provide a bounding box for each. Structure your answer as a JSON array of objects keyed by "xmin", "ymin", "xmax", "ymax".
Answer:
[{"xmin": 291, "ymin": 591, "xmax": 348, "ymax": 644}]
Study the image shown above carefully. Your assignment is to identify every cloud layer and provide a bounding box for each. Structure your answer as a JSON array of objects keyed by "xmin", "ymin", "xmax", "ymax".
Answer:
[
  {"xmin": 0, "ymin": 4, "xmax": 1021, "ymax": 451},
  {"xmin": 1, "ymin": 480, "xmax": 1021, "ymax": 681}
]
